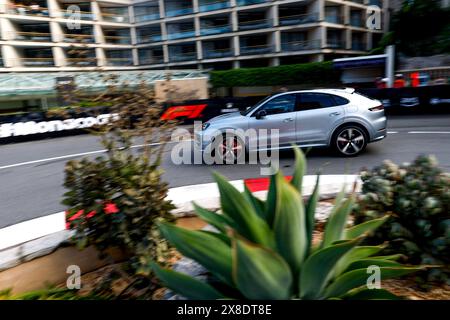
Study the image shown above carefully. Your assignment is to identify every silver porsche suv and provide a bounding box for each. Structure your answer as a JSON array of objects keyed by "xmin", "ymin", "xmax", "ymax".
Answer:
[{"xmin": 196, "ymin": 88, "xmax": 387, "ymax": 159}]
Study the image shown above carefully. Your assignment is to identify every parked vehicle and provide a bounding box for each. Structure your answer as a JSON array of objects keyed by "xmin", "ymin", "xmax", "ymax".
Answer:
[{"xmin": 196, "ymin": 88, "xmax": 387, "ymax": 159}]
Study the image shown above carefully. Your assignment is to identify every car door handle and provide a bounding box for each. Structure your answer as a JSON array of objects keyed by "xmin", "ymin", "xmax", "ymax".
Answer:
[
  {"xmin": 329, "ymin": 112, "xmax": 341, "ymax": 117},
  {"xmin": 283, "ymin": 118, "xmax": 294, "ymax": 122}
]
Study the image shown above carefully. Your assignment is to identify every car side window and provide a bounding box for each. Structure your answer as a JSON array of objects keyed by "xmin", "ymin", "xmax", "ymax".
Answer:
[
  {"xmin": 332, "ymin": 95, "xmax": 350, "ymax": 106},
  {"xmin": 258, "ymin": 94, "xmax": 296, "ymax": 115},
  {"xmin": 296, "ymin": 93, "xmax": 337, "ymax": 111}
]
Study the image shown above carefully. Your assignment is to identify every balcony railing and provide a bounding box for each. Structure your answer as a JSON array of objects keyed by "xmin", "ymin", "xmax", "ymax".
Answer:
[
  {"xmin": 326, "ymin": 40, "xmax": 346, "ymax": 49},
  {"xmin": 134, "ymin": 12, "xmax": 160, "ymax": 22},
  {"xmin": 240, "ymin": 43, "xmax": 274, "ymax": 55},
  {"xmin": 8, "ymin": 4, "xmax": 49, "ymax": 17},
  {"xmin": 66, "ymin": 58, "xmax": 97, "ymax": 67},
  {"xmin": 167, "ymin": 29, "xmax": 196, "ymax": 40},
  {"xmin": 281, "ymin": 39, "xmax": 321, "ymax": 52},
  {"xmin": 203, "ymin": 48, "xmax": 233, "ymax": 59},
  {"xmin": 200, "ymin": 24, "xmax": 232, "ymax": 36},
  {"xmin": 104, "ymin": 35, "xmax": 132, "ymax": 44},
  {"xmin": 101, "ymin": 13, "xmax": 129, "ymax": 23},
  {"xmin": 137, "ymin": 34, "xmax": 164, "ymax": 43},
  {"xmin": 105, "ymin": 57, "xmax": 134, "ymax": 66},
  {"xmin": 351, "ymin": 42, "xmax": 366, "ymax": 50},
  {"xmin": 236, "ymin": 0, "xmax": 267, "ymax": 6},
  {"xmin": 279, "ymin": 13, "xmax": 319, "ymax": 26},
  {"xmin": 139, "ymin": 55, "xmax": 165, "ymax": 65},
  {"xmin": 60, "ymin": 10, "xmax": 94, "ymax": 20},
  {"xmin": 61, "ymin": 33, "xmax": 95, "ymax": 43},
  {"xmin": 325, "ymin": 15, "xmax": 344, "ymax": 24},
  {"xmin": 198, "ymin": 1, "xmax": 230, "ymax": 12},
  {"xmin": 165, "ymin": 7, "xmax": 193, "ymax": 17},
  {"xmin": 21, "ymin": 58, "xmax": 54, "ymax": 67},
  {"xmin": 348, "ymin": 0, "xmax": 365, "ymax": 4},
  {"xmin": 12, "ymin": 31, "xmax": 52, "ymax": 42},
  {"xmin": 169, "ymin": 51, "xmax": 197, "ymax": 62},
  {"xmin": 238, "ymin": 18, "xmax": 272, "ymax": 31}
]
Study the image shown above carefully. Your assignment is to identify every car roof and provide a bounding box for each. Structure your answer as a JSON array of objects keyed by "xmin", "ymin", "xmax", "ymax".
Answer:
[{"xmin": 276, "ymin": 88, "xmax": 355, "ymax": 95}]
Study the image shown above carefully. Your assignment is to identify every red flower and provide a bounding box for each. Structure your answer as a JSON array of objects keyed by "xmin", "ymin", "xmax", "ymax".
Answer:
[
  {"xmin": 68, "ymin": 209, "xmax": 84, "ymax": 221},
  {"xmin": 86, "ymin": 210, "xmax": 97, "ymax": 219},
  {"xmin": 66, "ymin": 222, "xmax": 71, "ymax": 230},
  {"xmin": 104, "ymin": 203, "xmax": 119, "ymax": 214}
]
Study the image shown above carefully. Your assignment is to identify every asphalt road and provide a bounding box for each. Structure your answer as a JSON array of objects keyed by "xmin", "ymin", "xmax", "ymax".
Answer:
[{"xmin": 1, "ymin": 114, "xmax": 449, "ymax": 229}]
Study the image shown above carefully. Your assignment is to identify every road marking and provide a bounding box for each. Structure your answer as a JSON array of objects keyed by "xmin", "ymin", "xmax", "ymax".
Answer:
[
  {"xmin": 408, "ymin": 131, "xmax": 450, "ymax": 134},
  {"xmin": 0, "ymin": 140, "xmax": 188, "ymax": 171},
  {"xmin": 387, "ymin": 131, "xmax": 399, "ymax": 134}
]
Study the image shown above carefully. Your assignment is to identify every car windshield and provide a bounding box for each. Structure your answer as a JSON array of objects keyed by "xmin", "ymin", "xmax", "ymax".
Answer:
[{"xmin": 240, "ymin": 95, "xmax": 273, "ymax": 116}]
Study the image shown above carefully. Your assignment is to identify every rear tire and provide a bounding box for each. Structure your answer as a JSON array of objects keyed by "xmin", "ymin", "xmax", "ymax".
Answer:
[{"xmin": 332, "ymin": 125, "xmax": 368, "ymax": 157}]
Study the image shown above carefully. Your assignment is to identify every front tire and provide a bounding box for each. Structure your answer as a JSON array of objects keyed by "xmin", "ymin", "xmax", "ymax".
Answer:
[
  {"xmin": 211, "ymin": 134, "xmax": 245, "ymax": 164},
  {"xmin": 332, "ymin": 125, "xmax": 368, "ymax": 157}
]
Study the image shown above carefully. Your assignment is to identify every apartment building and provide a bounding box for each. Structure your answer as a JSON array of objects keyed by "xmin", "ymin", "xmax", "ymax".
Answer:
[{"xmin": 0, "ymin": 0, "xmax": 388, "ymax": 72}]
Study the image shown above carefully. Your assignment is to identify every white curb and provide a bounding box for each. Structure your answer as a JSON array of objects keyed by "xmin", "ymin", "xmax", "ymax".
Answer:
[{"xmin": 0, "ymin": 174, "xmax": 360, "ymax": 252}]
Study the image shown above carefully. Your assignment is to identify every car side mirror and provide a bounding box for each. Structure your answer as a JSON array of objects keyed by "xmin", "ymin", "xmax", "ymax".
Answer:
[{"xmin": 255, "ymin": 110, "xmax": 267, "ymax": 119}]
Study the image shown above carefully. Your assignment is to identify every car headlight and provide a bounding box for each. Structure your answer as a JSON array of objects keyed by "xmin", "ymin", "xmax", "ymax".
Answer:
[{"xmin": 202, "ymin": 122, "xmax": 210, "ymax": 131}]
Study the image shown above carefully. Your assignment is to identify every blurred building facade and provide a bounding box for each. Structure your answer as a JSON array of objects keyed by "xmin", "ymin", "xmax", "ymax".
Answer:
[{"xmin": 0, "ymin": 0, "xmax": 389, "ymax": 72}]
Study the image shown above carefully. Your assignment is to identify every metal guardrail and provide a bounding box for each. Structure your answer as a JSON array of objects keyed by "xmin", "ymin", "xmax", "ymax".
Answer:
[
  {"xmin": 279, "ymin": 13, "xmax": 319, "ymax": 26},
  {"xmin": 198, "ymin": 1, "xmax": 230, "ymax": 12},
  {"xmin": 240, "ymin": 44, "xmax": 274, "ymax": 55},
  {"xmin": 238, "ymin": 18, "xmax": 273, "ymax": 31},
  {"xmin": 281, "ymin": 39, "xmax": 321, "ymax": 51},
  {"xmin": 203, "ymin": 48, "xmax": 233, "ymax": 59},
  {"xmin": 200, "ymin": 24, "xmax": 232, "ymax": 36}
]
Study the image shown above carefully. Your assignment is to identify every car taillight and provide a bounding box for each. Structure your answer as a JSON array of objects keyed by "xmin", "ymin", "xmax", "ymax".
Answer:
[{"xmin": 369, "ymin": 104, "xmax": 384, "ymax": 112}]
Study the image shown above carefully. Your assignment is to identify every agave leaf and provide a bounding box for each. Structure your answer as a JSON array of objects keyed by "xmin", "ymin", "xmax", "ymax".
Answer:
[
  {"xmin": 233, "ymin": 238, "xmax": 293, "ymax": 300},
  {"xmin": 158, "ymin": 222, "xmax": 234, "ymax": 286},
  {"xmin": 243, "ymin": 185, "xmax": 267, "ymax": 221},
  {"xmin": 213, "ymin": 172, "xmax": 275, "ymax": 248},
  {"xmin": 291, "ymin": 146, "xmax": 306, "ymax": 193},
  {"xmin": 322, "ymin": 193, "xmax": 356, "ymax": 248},
  {"xmin": 193, "ymin": 202, "xmax": 232, "ymax": 234},
  {"xmin": 151, "ymin": 262, "xmax": 225, "ymax": 300},
  {"xmin": 323, "ymin": 266, "xmax": 423, "ymax": 299},
  {"xmin": 265, "ymin": 173, "xmax": 280, "ymax": 227},
  {"xmin": 273, "ymin": 174, "xmax": 308, "ymax": 274},
  {"xmin": 199, "ymin": 230, "xmax": 231, "ymax": 246},
  {"xmin": 305, "ymin": 175, "xmax": 320, "ymax": 254},
  {"xmin": 345, "ymin": 216, "xmax": 390, "ymax": 240},
  {"xmin": 370, "ymin": 254, "xmax": 405, "ymax": 261},
  {"xmin": 343, "ymin": 288, "xmax": 403, "ymax": 300},
  {"xmin": 333, "ymin": 245, "xmax": 387, "ymax": 276},
  {"xmin": 299, "ymin": 237, "xmax": 362, "ymax": 300},
  {"xmin": 344, "ymin": 259, "xmax": 403, "ymax": 273}
]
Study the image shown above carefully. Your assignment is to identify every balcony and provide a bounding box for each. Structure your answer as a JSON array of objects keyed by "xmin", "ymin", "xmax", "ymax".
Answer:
[
  {"xmin": 325, "ymin": 15, "xmax": 344, "ymax": 24},
  {"xmin": 66, "ymin": 58, "xmax": 97, "ymax": 67},
  {"xmin": 21, "ymin": 58, "xmax": 54, "ymax": 67},
  {"xmin": 203, "ymin": 48, "xmax": 233, "ymax": 59},
  {"xmin": 348, "ymin": 0, "xmax": 365, "ymax": 4},
  {"xmin": 105, "ymin": 57, "xmax": 134, "ymax": 66},
  {"xmin": 281, "ymin": 39, "xmax": 321, "ymax": 52},
  {"xmin": 198, "ymin": 1, "xmax": 230, "ymax": 12},
  {"xmin": 240, "ymin": 43, "xmax": 274, "ymax": 55},
  {"xmin": 137, "ymin": 33, "xmax": 164, "ymax": 43},
  {"xmin": 326, "ymin": 40, "xmax": 346, "ymax": 49},
  {"xmin": 60, "ymin": 10, "xmax": 94, "ymax": 20},
  {"xmin": 13, "ymin": 31, "xmax": 52, "ymax": 42},
  {"xmin": 170, "ymin": 51, "xmax": 197, "ymax": 62},
  {"xmin": 134, "ymin": 12, "xmax": 160, "ymax": 23},
  {"xmin": 236, "ymin": 0, "xmax": 267, "ymax": 6},
  {"xmin": 139, "ymin": 55, "xmax": 165, "ymax": 65},
  {"xmin": 12, "ymin": 31, "xmax": 52, "ymax": 42},
  {"xmin": 239, "ymin": 18, "xmax": 272, "ymax": 31},
  {"xmin": 102, "ymin": 13, "xmax": 129, "ymax": 23},
  {"xmin": 200, "ymin": 24, "xmax": 232, "ymax": 36},
  {"xmin": 351, "ymin": 42, "xmax": 366, "ymax": 50},
  {"xmin": 165, "ymin": 7, "xmax": 193, "ymax": 18},
  {"xmin": 8, "ymin": 4, "xmax": 49, "ymax": 17},
  {"xmin": 61, "ymin": 33, "xmax": 95, "ymax": 43},
  {"xmin": 104, "ymin": 35, "xmax": 132, "ymax": 45},
  {"xmin": 279, "ymin": 13, "xmax": 319, "ymax": 26}
]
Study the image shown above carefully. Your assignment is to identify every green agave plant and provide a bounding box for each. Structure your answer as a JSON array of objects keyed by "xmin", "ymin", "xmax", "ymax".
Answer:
[{"xmin": 153, "ymin": 147, "xmax": 423, "ymax": 300}]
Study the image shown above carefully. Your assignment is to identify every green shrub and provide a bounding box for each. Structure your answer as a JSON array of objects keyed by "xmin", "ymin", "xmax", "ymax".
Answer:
[
  {"xmin": 152, "ymin": 148, "xmax": 421, "ymax": 300},
  {"xmin": 353, "ymin": 156, "xmax": 450, "ymax": 286},
  {"xmin": 210, "ymin": 61, "xmax": 341, "ymax": 88}
]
